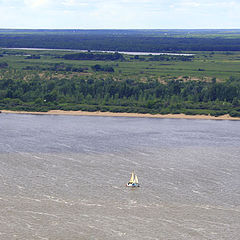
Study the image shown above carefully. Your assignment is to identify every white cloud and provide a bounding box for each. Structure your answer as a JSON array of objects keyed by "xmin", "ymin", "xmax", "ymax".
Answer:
[
  {"xmin": 62, "ymin": 0, "xmax": 76, "ymax": 6},
  {"xmin": 172, "ymin": 0, "xmax": 240, "ymax": 9},
  {"xmin": 61, "ymin": 0, "xmax": 88, "ymax": 7},
  {"xmin": 24, "ymin": 0, "xmax": 51, "ymax": 8},
  {"xmin": 180, "ymin": 1, "xmax": 200, "ymax": 7}
]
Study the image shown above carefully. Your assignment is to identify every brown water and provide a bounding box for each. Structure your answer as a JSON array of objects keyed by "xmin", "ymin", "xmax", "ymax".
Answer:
[{"xmin": 0, "ymin": 113, "xmax": 240, "ymax": 239}]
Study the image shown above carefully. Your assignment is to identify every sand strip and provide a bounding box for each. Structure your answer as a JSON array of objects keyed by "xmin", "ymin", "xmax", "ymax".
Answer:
[{"xmin": 1, "ymin": 110, "xmax": 240, "ymax": 121}]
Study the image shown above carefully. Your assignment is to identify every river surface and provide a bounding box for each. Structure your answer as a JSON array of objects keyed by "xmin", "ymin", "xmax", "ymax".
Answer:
[
  {"xmin": 0, "ymin": 113, "xmax": 239, "ymax": 240},
  {"xmin": 2, "ymin": 47, "xmax": 194, "ymax": 56}
]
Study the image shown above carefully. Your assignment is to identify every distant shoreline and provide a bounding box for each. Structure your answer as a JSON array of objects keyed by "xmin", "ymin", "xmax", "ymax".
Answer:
[{"xmin": 1, "ymin": 110, "xmax": 240, "ymax": 121}]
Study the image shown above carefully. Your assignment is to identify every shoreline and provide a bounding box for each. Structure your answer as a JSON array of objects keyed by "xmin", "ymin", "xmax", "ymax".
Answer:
[{"xmin": 1, "ymin": 110, "xmax": 240, "ymax": 120}]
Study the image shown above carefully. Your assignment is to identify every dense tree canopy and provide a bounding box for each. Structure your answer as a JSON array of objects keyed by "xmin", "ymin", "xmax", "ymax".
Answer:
[
  {"xmin": 1, "ymin": 32, "xmax": 240, "ymax": 52},
  {"xmin": 1, "ymin": 76, "xmax": 240, "ymax": 117}
]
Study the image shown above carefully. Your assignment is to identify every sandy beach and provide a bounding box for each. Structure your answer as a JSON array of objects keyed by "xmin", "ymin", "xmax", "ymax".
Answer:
[{"xmin": 1, "ymin": 109, "xmax": 240, "ymax": 120}]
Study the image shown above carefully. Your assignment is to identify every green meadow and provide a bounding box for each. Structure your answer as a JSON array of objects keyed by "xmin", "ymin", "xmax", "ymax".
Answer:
[{"xmin": 1, "ymin": 49, "xmax": 240, "ymax": 82}]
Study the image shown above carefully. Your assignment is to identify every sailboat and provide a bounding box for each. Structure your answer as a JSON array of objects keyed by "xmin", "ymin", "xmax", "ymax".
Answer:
[{"xmin": 126, "ymin": 171, "xmax": 140, "ymax": 187}]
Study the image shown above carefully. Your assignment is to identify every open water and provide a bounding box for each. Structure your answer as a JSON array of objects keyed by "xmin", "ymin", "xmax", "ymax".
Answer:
[{"xmin": 0, "ymin": 113, "xmax": 240, "ymax": 240}]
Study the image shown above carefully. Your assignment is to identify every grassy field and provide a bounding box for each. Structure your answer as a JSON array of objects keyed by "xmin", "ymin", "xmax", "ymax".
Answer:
[{"xmin": 1, "ymin": 48, "xmax": 240, "ymax": 82}]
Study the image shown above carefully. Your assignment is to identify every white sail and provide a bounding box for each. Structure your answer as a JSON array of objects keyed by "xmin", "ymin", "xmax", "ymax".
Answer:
[
  {"xmin": 129, "ymin": 171, "xmax": 134, "ymax": 183},
  {"xmin": 134, "ymin": 175, "xmax": 139, "ymax": 184}
]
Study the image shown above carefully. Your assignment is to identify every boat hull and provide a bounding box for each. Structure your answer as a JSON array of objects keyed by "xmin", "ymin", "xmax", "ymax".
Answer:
[{"xmin": 126, "ymin": 183, "xmax": 140, "ymax": 187}]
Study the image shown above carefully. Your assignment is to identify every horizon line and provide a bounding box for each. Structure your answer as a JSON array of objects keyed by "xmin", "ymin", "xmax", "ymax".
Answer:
[{"xmin": 1, "ymin": 28, "xmax": 240, "ymax": 31}]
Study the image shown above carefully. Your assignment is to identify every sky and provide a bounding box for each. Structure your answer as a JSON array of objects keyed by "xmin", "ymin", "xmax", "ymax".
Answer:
[{"xmin": 0, "ymin": 0, "xmax": 239, "ymax": 29}]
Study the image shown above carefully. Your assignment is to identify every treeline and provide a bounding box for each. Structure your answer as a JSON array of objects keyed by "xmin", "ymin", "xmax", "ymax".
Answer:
[
  {"xmin": 62, "ymin": 52, "xmax": 125, "ymax": 61},
  {"xmin": 23, "ymin": 62, "xmax": 114, "ymax": 73},
  {"xmin": 1, "ymin": 76, "xmax": 240, "ymax": 117},
  {"xmin": 148, "ymin": 55, "xmax": 194, "ymax": 61},
  {"xmin": 131, "ymin": 55, "xmax": 194, "ymax": 61},
  {"xmin": 23, "ymin": 63, "xmax": 88, "ymax": 72},
  {"xmin": 1, "ymin": 33, "xmax": 240, "ymax": 52}
]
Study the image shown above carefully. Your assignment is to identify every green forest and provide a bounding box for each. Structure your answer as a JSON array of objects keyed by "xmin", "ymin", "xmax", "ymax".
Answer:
[
  {"xmin": 1, "ymin": 67, "xmax": 240, "ymax": 116},
  {"xmin": 1, "ymin": 29, "xmax": 240, "ymax": 52}
]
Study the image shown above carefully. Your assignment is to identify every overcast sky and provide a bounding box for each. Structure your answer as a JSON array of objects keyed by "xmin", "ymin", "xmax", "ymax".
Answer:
[{"xmin": 0, "ymin": 0, "xmax": 239, "ymax": 29}]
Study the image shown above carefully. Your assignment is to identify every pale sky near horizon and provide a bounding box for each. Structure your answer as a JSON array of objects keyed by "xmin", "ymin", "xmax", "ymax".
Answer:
[{"xmin": 0, "ymin": 0, "xmax": 239, "ymax": 29}]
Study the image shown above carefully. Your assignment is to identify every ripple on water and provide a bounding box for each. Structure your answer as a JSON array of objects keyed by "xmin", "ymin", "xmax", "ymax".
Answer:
[{"xmin": 0, "ymin": 114, "xmax": 240, "ymax": 239}]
